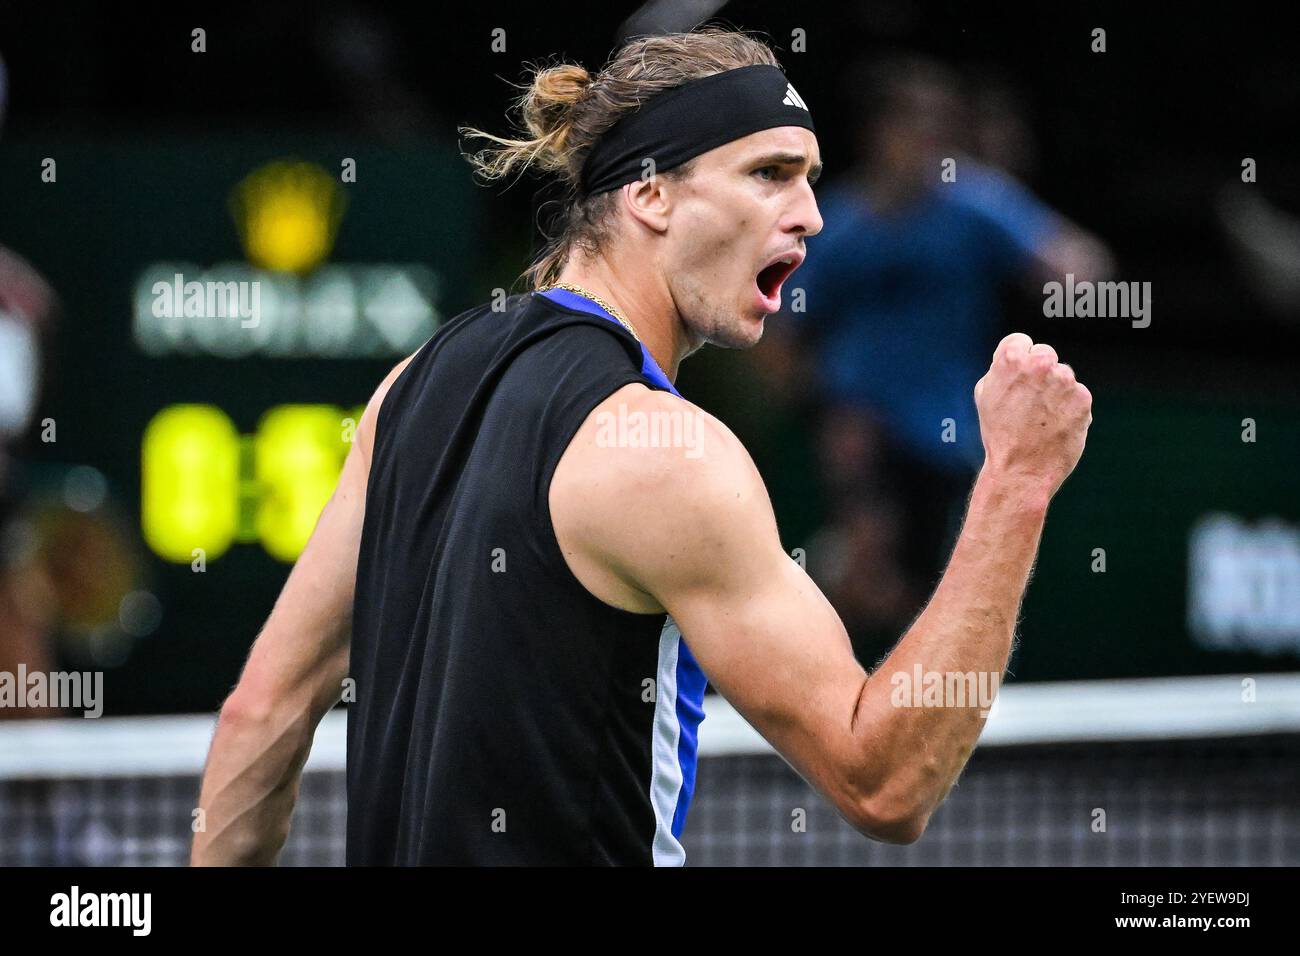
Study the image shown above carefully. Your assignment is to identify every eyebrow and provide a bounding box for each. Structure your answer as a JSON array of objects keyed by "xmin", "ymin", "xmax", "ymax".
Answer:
[{"xmin": 751, "ymin": 151, "xmax": 823, "ymax": 184}]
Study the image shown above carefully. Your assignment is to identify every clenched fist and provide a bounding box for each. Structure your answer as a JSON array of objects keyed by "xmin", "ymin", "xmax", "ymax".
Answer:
[{"xmin": 974, "ymin": 333, "xmax": 1093, "ymax": 500}]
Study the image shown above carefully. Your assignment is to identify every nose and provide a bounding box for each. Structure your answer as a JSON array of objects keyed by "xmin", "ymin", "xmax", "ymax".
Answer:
[{"xmin": 791, "ymin": 179, "xmax": 823, "ymax": 239}]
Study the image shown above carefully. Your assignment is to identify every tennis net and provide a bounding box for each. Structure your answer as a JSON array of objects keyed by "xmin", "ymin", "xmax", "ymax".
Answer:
[{"xmin": 2, "ymin": 674, "xmax": 1298, "ymax": 865}]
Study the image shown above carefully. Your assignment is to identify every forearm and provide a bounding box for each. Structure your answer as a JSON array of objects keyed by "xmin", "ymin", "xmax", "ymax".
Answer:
[
  {"xmin": 190, "ymin": 690, "xmax": 319, "ymax": 866},
  {"xmin": 849, "ymin": 466, "xmax": 1050, "ymax": 829}
]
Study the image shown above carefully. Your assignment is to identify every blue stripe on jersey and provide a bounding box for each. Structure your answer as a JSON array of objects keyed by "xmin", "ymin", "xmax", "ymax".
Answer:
[
  {"xmin": 670, "ymin": 637, "xmax": 707, "ymax": 840},
  {"xmin": 536, "ymin": 287, "xmax": 709, "ymax": 852}
]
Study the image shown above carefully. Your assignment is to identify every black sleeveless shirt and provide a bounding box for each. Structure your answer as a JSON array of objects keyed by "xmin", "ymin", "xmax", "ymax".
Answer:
[{"xmin": 346, "ymin": 289, "xmax": 708, "ymax": 866}]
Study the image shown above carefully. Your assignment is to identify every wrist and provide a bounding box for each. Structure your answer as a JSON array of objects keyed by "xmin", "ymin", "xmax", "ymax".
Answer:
[{"xmin": 972, "ymin": 466, "xmax": 1052, "ymax": 518}]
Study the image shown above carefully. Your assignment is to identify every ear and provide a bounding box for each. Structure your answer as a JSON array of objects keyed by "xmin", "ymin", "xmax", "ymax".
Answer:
[{"xmin": 621, "ymin": 173, "xmax": 673, "ymax": 234}]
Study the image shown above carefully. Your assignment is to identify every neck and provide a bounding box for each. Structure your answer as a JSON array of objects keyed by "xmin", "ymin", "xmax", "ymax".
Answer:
[{"xmin": 552, "ymin": 255, "xmax": 690, "ymax": 383}]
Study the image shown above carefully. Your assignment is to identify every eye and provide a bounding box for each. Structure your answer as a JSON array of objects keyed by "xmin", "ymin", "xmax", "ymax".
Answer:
[{"xmin": 753, "ymin": 165, "xmax": 778, "ymax": 182}]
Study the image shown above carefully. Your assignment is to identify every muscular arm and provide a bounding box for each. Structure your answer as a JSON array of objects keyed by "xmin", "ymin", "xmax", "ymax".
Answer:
[
  {"xmin": 551, "ymin": 333, "xmax": 1090, "ymax": 843},
  {"xmin": 191, "ymin": 357, "xmax": 411, "ymax": 865}
]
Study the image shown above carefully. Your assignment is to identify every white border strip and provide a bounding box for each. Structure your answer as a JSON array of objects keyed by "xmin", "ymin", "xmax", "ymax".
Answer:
[
  {"xmin": 648, "ymin": 618, "xmax": 686, "ymax": 866},
  {"xmin": 1, "ymin": 673, "xmax": 1298, "ymax": 779}
]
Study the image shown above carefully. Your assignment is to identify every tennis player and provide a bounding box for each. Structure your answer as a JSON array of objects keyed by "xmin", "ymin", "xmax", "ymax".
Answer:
[{"xmin": 192, "ymin": 28, "xmax": 1091, "ymax": 866}]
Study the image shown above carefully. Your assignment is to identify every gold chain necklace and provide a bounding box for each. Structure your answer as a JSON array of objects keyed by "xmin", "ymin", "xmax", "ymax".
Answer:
[{"xmin": 542, "ymin": 282, "xmax": 640, "ymax": 342}]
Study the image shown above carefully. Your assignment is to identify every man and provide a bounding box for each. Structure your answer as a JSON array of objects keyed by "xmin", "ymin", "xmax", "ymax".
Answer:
[{"xmin": 192, "ymin": 29, "xmax": 1091, "ymax": 866}]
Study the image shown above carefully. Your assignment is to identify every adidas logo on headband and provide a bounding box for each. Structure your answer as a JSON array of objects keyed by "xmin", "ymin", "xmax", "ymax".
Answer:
[{"xmin": 782, "ymin": 82, "xmax": 808, "ymax": 110}]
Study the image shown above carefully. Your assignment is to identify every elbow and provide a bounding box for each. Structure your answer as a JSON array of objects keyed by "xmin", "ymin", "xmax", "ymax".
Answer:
[
  {"xmin": 879, "ymin": 808, "xmax": 930, "ymax": 846},
  {"xmin": 832, "ymin": 701, "xmax": 942, "ymax": 845},
  {"xmin": 217, "ymin": 679, "xmax": 317, "ymax": 767},
  {"xmin": 218, "ymin": 684, "xmax": 275, "ymax": 730},
  {"xmin": 833, "ymin": 765, "xmax": 932, "ymax": 844},
  {"xmin": 844, "ymin": 792, "xmax": 930, "ymax": 845},
  {"xmin": 216, "ymin": 681, "xmax": 299, "ymax": 750}
]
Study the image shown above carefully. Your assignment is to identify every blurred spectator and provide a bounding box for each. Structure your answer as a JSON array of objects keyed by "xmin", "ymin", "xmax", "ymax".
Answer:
[
  {"xmin": 312, "ymin": 5, "xmax": 443, "ymax": 140},
  {"xmin": 0, "ymin": 52, "xmax": 61, "ymax": 718},
  {"xmin": 765, "ymin": 53, "xmax": 1112, "ymax": 663},
  {"xmin": 0, "ymin": 245, "xmax": 60, "ymax": 719},
  {"xmin": 1216, "ymin": 184, "xmax": 1300, "ymax": 316}
]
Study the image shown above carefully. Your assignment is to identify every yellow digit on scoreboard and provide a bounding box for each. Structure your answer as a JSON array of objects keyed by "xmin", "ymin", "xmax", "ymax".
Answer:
[
  {"xmin": 142, "ymin": 405, "xmax": 241, "ymax": 562},
  {"xmin": 253, "ymin": 405, "xmax": 353, "ymax": 562},
  {"xmin": 144, "ymin": 403, "xmax": 361, "ymax": 563}
]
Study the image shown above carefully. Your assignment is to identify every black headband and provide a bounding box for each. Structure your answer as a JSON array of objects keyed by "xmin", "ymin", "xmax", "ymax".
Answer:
[{"xmin": 579, "ymin": 64, "xmax": 816, "ymax": 198}]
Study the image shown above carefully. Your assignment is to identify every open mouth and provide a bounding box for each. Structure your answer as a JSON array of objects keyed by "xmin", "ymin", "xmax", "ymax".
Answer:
[{"xmin": 754, "ymin": 252, "xmax": 803, "ymax": 311}]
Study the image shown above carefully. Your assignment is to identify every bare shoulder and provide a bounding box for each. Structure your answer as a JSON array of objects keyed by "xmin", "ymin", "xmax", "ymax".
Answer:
[
  {"xmin": 353, "ymin": 353, "xmax": 417, "ymax": 466},
  {"xmin": 550, "ymin": 382, "xmax": 778, "ymax": 613}
]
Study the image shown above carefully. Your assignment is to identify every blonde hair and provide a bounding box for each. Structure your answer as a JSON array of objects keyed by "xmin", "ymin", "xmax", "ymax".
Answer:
[{"xmin": 459, "ymin": 28, "xmax": 781, "ymax": 289}]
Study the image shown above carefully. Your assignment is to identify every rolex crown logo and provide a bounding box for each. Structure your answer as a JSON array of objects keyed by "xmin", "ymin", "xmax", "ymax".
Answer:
[{"xmin": 229, "ymin": 160, "xmax": 347, "ymax": 274}]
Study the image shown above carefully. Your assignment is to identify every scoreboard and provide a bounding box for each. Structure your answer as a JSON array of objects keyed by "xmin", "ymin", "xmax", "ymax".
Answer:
[{"xmin": 0, "ymin": 135, "xmax": 487, "ymax": 711}]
